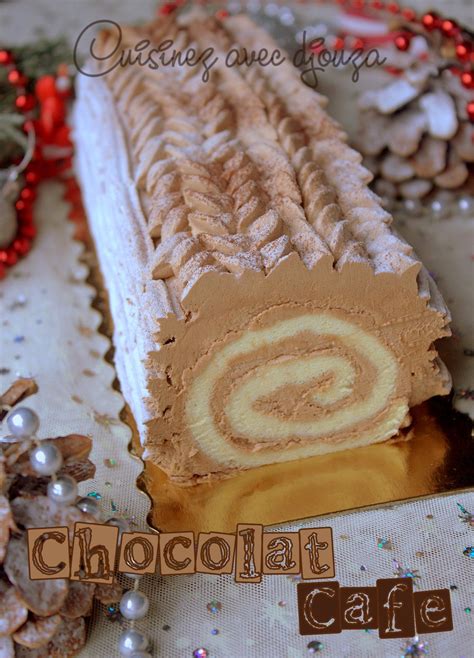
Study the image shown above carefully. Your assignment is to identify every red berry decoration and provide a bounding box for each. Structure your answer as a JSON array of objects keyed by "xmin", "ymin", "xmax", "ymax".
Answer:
[
  {"xmin": 4, "ymin": 248, "xmax": 18, "ymax": 266},
  {"xmin": 15, "ymin": 94, "xmax": 36, "ymax": 111},
  {"xmin": 12, "ymin": 237, "xmax": 31, "ymax": 256},
  {"xmin": 461, "ymin": 72, "xmax": 474, "ymax": 90},
  {"xmin": 7, "ymin": 70, "xmax": 27, "ymax": 86},
  {"xmin": 159, "ymin": 2, "xmax": 177, "ymax": 15},
  {"xmin": 467, "ymin": 101, "xmax": 474, "ymax": 123},
  {"xmin": 394, "ymin": 34, "xmax": 411, "ymax": 51},
  {"xmin": 441, "ymin": 19, "xmax": 459, "ymax": 38},
  {"xmin": 19, "ymin": 224, "xmax": 36, "ymax": 239},
  {"xmin": 20, "ymin": 188, "xmax": 36, "ymax": 202},
  {"xmin": 422, "ymin": 12, "xmax": 438, "ymax": 30},
  {"xmin": 387, "ymin": 2, "xmax": 399, "ymax": 14},
  {"xmin": 402, "ymin": 8, "xmax": 416, "ymax": 21},
  {"xmin": 0, "ymin": 49, "xmax": 13, "ymax": 65},
  {"xmin": 455, "ymin": 43, "xmax": 471, "ymax": 62},
  {"xmin": 25, "ymin": 169, "xmax": 40, "ymax": 185}
]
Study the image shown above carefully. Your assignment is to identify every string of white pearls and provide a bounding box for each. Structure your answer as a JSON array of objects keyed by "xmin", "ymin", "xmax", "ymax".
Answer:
[{"xmin": 118, "ymin": 576, "xmax": 151, "ymax": 656}]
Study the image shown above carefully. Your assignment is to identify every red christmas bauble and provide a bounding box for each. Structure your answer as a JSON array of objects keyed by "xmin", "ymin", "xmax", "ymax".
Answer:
[
  {"xmin": 40, "ymin": 95, "xmax": 66, "ymax": 135},
  {"xmin": 35, "ymin": 75, "xmax": 58, "ymax": 101}
]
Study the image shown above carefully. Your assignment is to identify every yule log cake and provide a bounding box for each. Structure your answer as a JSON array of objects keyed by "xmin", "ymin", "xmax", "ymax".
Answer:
[{"xmin": 74, "ymin": 13, "xmax": 452, "ymax": 485}]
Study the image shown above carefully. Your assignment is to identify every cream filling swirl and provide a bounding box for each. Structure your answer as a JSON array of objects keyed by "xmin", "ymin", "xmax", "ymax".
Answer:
[{"xmin": 185, "ymin": 313, "xmax": 407, "ymax": 467}]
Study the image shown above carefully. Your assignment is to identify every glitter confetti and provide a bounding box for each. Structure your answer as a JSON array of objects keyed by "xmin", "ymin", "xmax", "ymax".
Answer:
[
  {"xmin": 307, "ymin": 640, "xmax": 323, "ymax": 653},
  {"xmin": 465, "ymin": 607, "xmax": 471, "ymax": 614},
  {"xmin": 9, "ymin": 294, "xmax": 27, "ymax": 310},
  {"xmin": 111, "ymin": 500, "xmax": 118, "ymax": 512},
  {"xmin": 457, "ymin": 502, "xmax": 474, "ymax": 527},
  {"xmin": 193, "ymin": 649, "xmax": 208, "ymax": 658},
  {"xmin": 206, "ymin": 600, "xmax": 222, "ymax": 614},
  {"xmin": 455, "ymin": 387, "xmax": 474, "ymax": 400},
  {"xmin": 360, "ymin": 565, "xmax": 367, "ymax": 571},
  {"xmin": 163, "ymin": 624, "xmax": 171, "ymax": 631},
  {"xmin": 77, "ymin": 322, "xmax": 94, "ymax": 337},
  {"xmin": 92, "ymin": 410, "xmax": 120, "ymax": 429},
  {"xmin": 450, "ymin": 585, "xmax": 458, "ymax": 591},
  {"xmin": 210, "ymin": 629, "xmax": 219, "ymax": 635},
  {"xmin": 104, "ymin": 458, "xmax": 117, "ymax": 467},
  {"xmin": 87, "ymin": 491, "xmax": 102, "ymax": 500},
  {"xmin": 104, "ymin": 603, "xmax": 122, "ymax": 624},
  {"xmin": 393, "ymin": 559, "xmax": 421, "ymax": 584},
  {"xmin": 401, "ymin": 636, "xmax": 428, "ymax": 656},
  {"xmin": 377, "ymin": 537, "xmax": 393, "ymax": 550},
  {"xmin": 104, "ymin": 481, "xmax": 112, "ymax": 488},
  {"xmin": 13, "ymin": 336, "xmax": 25, "ymax": 343},
  {"xmin": 278, "ymin": 600, "xmax": 287, "ymax": 607},
  {"xmin": 463, "ymin": 546, "xmax": 474, "ymax": 558}
]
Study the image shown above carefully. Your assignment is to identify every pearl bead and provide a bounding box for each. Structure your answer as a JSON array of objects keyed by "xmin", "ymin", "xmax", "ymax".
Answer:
[
  {"xmin": 118, "ymin": 629, "xmax": 149, "ymax": 656},
  {"xmin": 279, "ymin": 8, "xmax": 295, "ymax": 25},
  {"xmin": 106, "ymin": 517, "xmax": 130, "ymax": 536},
  {"xmin": 76, "ymin": 496, "xmax": 100, "ymax": 517},
  {"xmin": 458, "ymin": 196, "xmax": 473, "ymax": 215},
  {"xmin": 7, "ymin": 407, "xmax": 39, "ymax": 437},
  {"xmin": 30, "ymin": 443, "xmax": 63, "ymax": 476},
  {"xmin": 120, "ymin": 590, "xmax": 150, "ymax": 620},
  {"xmin": 47, "ymin": 475, "xmax": 78, "ymax": 505},
  {"xmin": 403, "ymin": 198, "xmax": 422, "ymax": 216},
  {"xmin": 264, "ymin": 2, "xmax": 279, "ymax": 16},
  {"xmin": 430, "ymin": 199, "xmax": 448, "ymax": 218}
]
